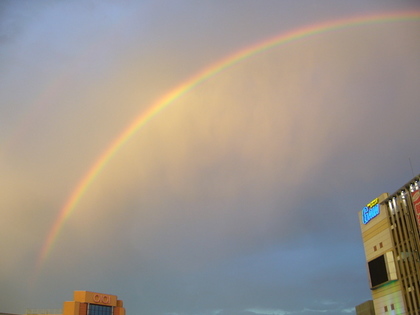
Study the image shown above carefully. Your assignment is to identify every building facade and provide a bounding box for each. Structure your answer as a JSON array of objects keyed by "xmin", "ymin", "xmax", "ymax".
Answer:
[
  {"xmin": 63, "ymin": 291, "xmax": 125, "ymax": 315},
  {"xmin": 358, "ymin": 174, "xmax": 420, "ymax": 314},
  {"xmin": 22, "ymin": 291, "xmax": 125, "ymax": 315},
  {"xmin": 355, "ymin": 300, "xmax": 375, "ymax": 315}
]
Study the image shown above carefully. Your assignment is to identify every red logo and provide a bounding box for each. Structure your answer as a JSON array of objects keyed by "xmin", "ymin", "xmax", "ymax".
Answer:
[
  {"xmin": 93, "ymin": 294, "xmax": 110, "ymax": 304},
  {"xmin": 412, "ymin": 191, "xmax": 420, "ymax": 202}
]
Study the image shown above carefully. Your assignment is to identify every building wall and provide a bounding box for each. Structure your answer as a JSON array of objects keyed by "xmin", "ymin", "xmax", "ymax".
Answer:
[
  {"xmin": 384, "ymin": 183, "xmax": 420, "ymax": 314},
  {"xmin": 355, "ymin": 300, "xmax": 375, "ymax": 315},
  {"xmin": 359, "ymin": 193, "xmax": 404, "ymax": 314},
  {"xmin": 63, "ymin": 291, "xmax": 125, "ymax": 315},
  {"xmin": 358, "ymin": 175, "xmax": 420, "ymax": 315}
]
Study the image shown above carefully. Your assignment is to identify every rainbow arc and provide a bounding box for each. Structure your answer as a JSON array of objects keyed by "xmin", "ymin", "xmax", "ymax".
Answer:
[{"xmin": 34, "ymin": 10, "xmax": 420, "ymax": 280}]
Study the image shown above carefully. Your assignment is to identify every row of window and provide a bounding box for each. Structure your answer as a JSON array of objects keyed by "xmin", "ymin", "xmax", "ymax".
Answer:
[
  {"xmin": 373, "ymin": 242, "xmax": 383, "ymax": 251},
  {"xmin": 387, "ymin": 189, "xmax": 420, "ymax": 314},
  {"xmin": 88, "ymin": 304, "xmax": 112, "ymax": 315},
  {"xmin": 384, "ymin": 303, "xmax": 395, "ymax": 312}
]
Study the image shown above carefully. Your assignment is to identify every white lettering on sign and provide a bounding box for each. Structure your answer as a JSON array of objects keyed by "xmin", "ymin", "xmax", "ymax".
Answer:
[{"xmin": 362, "ymin": 203, "xmax": 380, "ymax": 224}]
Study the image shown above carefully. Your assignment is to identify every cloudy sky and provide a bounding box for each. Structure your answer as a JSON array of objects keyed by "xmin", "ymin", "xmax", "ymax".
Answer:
[{"xmin": 1, "ymin": 1, "xmax": 420, "ymax": 314}]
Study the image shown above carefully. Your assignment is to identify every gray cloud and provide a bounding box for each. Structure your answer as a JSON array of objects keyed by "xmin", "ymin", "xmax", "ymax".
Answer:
[{"xmin": 1, "ymin": 1, "xmax": 419, "ymax": 314}]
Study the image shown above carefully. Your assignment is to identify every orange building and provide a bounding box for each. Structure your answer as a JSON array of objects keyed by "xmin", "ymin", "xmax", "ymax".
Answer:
[{"xmin": 63, "ymin": 291, "xmax": 125, "ymax": 315}]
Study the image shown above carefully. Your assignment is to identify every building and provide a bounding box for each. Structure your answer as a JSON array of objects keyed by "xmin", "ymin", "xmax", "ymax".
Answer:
[
  {"xmin": 25, "ymin": 310, "xmax": 61, "ymax": 315},
  {"xmin": 355, "ymin": 300, "xmax": 375, "ymax": 315},
  {"xmin": 24, "ymin": 291, "xmax": 125, "ymax": 315},
  {"xmin": 63, "ymin": 291, "xmax": 125, "ymax": 315},
  {"xmin": 358, "ymin": 174, "xmax": 420, "ymax": 314}
]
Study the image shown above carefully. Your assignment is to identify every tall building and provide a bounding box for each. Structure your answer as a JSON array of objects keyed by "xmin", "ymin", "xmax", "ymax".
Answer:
[
  {"xmin": 358, "ymin": 174, "xmax": 420, "ymax": 314},
  {"xmin": 23, "ymin": 291, "xmax": 125, "ymax": 315}
]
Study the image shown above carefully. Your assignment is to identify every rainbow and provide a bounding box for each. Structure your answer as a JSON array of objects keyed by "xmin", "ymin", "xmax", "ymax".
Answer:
[{"xmin": 34, "ymin": 10, "xmax": 420, "ymax": 277}]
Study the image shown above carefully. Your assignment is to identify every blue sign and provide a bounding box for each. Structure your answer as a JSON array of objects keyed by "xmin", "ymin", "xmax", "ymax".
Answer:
[{"xmin": 362, "ymin": 203, "xmax": 380, "ymax": 224}]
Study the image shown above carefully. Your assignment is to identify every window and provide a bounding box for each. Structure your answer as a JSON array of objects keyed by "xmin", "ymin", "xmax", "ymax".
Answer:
[
  {"xmin": 384, "ymin": 305, "xmax": 388, "ymax": 312},
  {"xmin": 88, "ymin": 304, "xmax": 112, "ymax": 315}
]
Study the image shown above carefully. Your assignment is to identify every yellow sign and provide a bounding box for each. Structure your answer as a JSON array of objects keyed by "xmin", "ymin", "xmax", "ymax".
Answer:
[{"xmin": 366, "ymin": 198, "xmax": 379, "ymax": 208}]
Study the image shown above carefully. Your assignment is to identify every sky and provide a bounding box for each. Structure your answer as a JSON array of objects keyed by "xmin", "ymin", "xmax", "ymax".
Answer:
[{"xmin": 1, "ymin": 1, "xmax": 420, "ymax": 314}]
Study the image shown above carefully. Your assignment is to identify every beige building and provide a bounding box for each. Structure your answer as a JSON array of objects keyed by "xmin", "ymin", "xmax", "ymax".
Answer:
[
  {"xmin": 358, "ymin": 174, "xmax": 420, "ymax": 314},
  {"xmin": 355, "ymin": 300, "xmax": 375, "ymax": 315}
]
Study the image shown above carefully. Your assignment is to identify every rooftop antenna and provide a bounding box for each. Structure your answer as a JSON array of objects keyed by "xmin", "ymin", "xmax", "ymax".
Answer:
[{"xmin": 409, "ymin": 157, "xmax": 415, "ymax": 177}]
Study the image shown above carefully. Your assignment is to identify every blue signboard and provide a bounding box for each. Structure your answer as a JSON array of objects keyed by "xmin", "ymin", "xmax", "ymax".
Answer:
[{"xmin": 362, "ymin": 198, "xmax": 380, "ymax": 224}]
